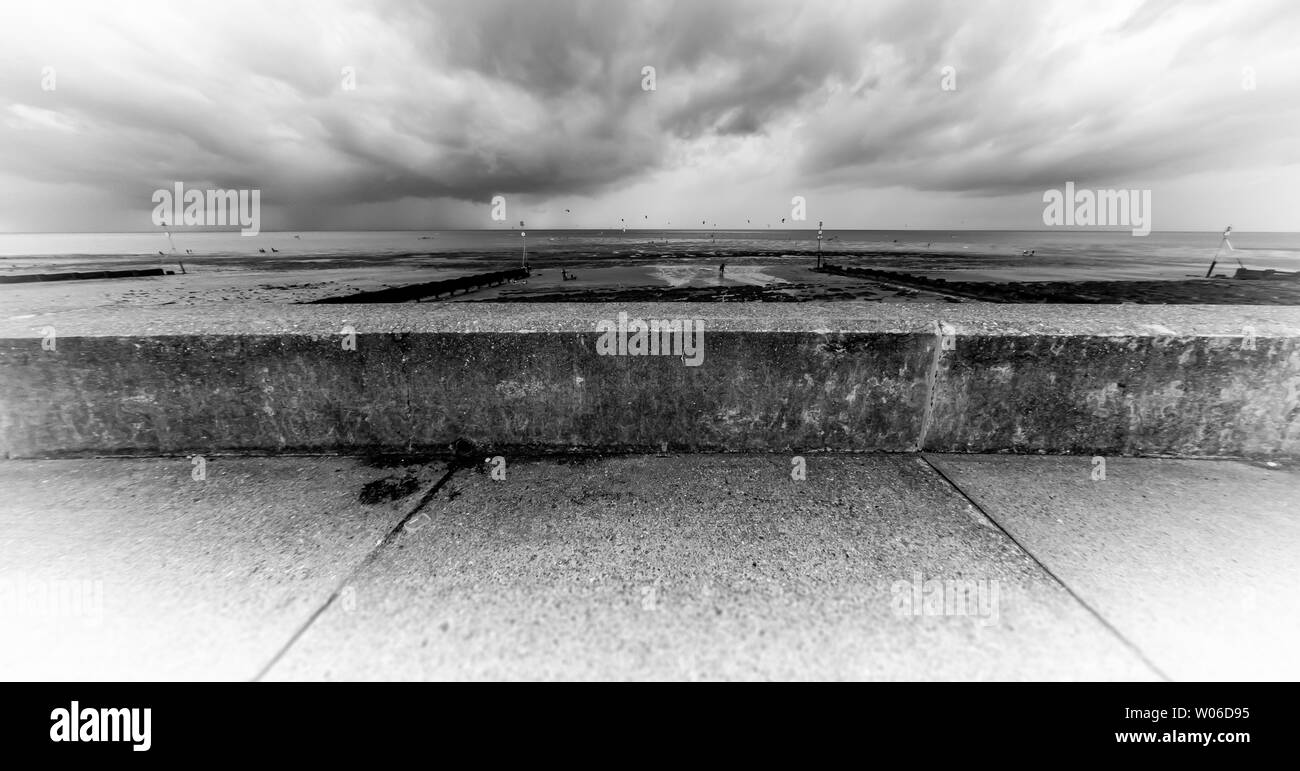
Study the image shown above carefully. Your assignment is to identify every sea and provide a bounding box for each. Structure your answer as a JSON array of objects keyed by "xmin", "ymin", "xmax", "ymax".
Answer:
[{"xmin": 2, "ymin": 229, "xmax": 1298, "ymax": 280}]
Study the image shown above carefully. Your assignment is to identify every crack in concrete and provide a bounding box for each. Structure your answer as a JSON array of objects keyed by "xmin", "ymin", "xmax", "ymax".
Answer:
[
  {"xmin": 916, "ymin": 319, "xmax": 948, "ymax": 452},
  {"xmin": 389, "ymin": 330, "xmax": 416, "ymax": 453},
  {"xmin": 919, "ymin": 452, "xmax": 1173, "ymax": 682},
  {"xmin": 251, "ymin": 460, "xmax": 461, "ymax": 682}
]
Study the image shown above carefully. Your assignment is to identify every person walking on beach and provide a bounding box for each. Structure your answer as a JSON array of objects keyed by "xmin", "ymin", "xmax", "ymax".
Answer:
[{"xmin": 719, "ymin": 263, "xmax": 726, "ymax": 279}]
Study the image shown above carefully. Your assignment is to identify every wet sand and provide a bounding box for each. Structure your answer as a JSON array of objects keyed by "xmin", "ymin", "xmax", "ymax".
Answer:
[
  {"xmin": 3, "ymin": 245, "xmax": 1298, "ymax": 317},
  {"xmin": 814, "ymin": 264, "xmax": 1300, "ymax": 305},
  {"xmin": 460, "ymin": 264, "xmax": 957, "ymax": 303}
]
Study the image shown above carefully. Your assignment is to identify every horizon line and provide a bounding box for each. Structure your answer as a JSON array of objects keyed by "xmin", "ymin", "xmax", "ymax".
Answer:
[{"xmin": 1, "ymin": 227, "xmax": 1292, "ymax": 235}]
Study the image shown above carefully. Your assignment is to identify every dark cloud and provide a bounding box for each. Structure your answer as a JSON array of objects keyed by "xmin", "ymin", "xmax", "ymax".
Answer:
[
  {"xmin": 0, "ymin": 0, "xmax": 1297, "ymax": 230},
  {"xmin": 795, "ymin": 0, "xmax": 1300, "ymax": 196}
]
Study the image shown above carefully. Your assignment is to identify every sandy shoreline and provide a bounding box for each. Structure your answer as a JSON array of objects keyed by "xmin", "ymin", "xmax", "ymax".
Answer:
[{"xmin": 3, "ymin": 245, "xmax": 1298, "ymax": 317}]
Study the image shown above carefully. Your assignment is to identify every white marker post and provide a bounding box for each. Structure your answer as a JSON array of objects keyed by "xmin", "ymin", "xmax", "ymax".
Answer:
[
  {"xmin": 1205, "ymin": 225, "xmax": 1232, "ymax": 278},
  {"xmin": 520, "ymin": 222, "xmax": 527, "ymax": 270},
  {"xmin": 163, "ymin": 230, "xmax": 185, "ymax": 273},
  {"xmin": 817, "ymin": 221, "xmax": 823, "ymax": 268}
]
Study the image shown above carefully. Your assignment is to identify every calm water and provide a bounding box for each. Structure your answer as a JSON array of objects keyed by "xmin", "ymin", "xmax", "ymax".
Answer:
[{"xmin": 2, "ymin": 229, "xmax": 1298, "ymax": 275}]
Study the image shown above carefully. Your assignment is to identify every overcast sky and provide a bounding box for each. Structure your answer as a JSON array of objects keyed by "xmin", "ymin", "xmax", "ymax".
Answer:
[{"xmin": 1, "ymin": 0, "xmax": 1297, "ymax": 232}]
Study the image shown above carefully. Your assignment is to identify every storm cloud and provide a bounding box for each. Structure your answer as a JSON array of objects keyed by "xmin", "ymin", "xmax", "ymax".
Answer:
[{"xmin": 1, "ymin": 0, "xmax": 1297, "ymax": 231}]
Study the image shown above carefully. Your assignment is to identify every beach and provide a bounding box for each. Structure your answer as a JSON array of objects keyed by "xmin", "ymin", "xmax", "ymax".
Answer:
[{"xmin": 3, "ymin": 230, "xmax": 1299, "ymax": 316}]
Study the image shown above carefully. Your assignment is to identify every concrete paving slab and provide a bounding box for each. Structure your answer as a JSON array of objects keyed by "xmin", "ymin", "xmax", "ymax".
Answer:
[
  {"xmin": 265, "ymin": 455, "xmax": 1158, "ymax": 681},
  {"xmin": 926, "ymin": 454, "xmax": 1300, "ymax": 680},
  {"xmin": 0, "ymin": 457, "xmax": 430, "ymax": 680}
]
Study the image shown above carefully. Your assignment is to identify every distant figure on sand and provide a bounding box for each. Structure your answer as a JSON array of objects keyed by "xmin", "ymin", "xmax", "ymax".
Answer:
[{"xmin": 719, "ymin": 263, "xmax": 726, "ymax": 278}]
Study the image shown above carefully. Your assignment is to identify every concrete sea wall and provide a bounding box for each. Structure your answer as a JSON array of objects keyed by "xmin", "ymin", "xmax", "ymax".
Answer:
[{"xmin": 1, "ymin": 304, "xmax": 1297, "ymax": 458}]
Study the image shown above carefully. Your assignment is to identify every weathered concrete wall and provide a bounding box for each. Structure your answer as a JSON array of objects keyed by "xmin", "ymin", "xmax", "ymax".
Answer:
[
  {"xmin": 926, "ymin": 332, "xmax": 1300, "ymax": 456},
  {"xmin": 1, "ymin": 304, "xmax": 1297, "ymax": 458}
]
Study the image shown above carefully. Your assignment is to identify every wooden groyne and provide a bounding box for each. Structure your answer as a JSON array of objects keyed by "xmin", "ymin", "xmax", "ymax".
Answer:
[
  {"xmin": 309, "ymin": 267, "xmax": 530, "ymax": 303},
  {"xmin": 0, "ymin": 267, "xmax": 172, "ymax": 284}
]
